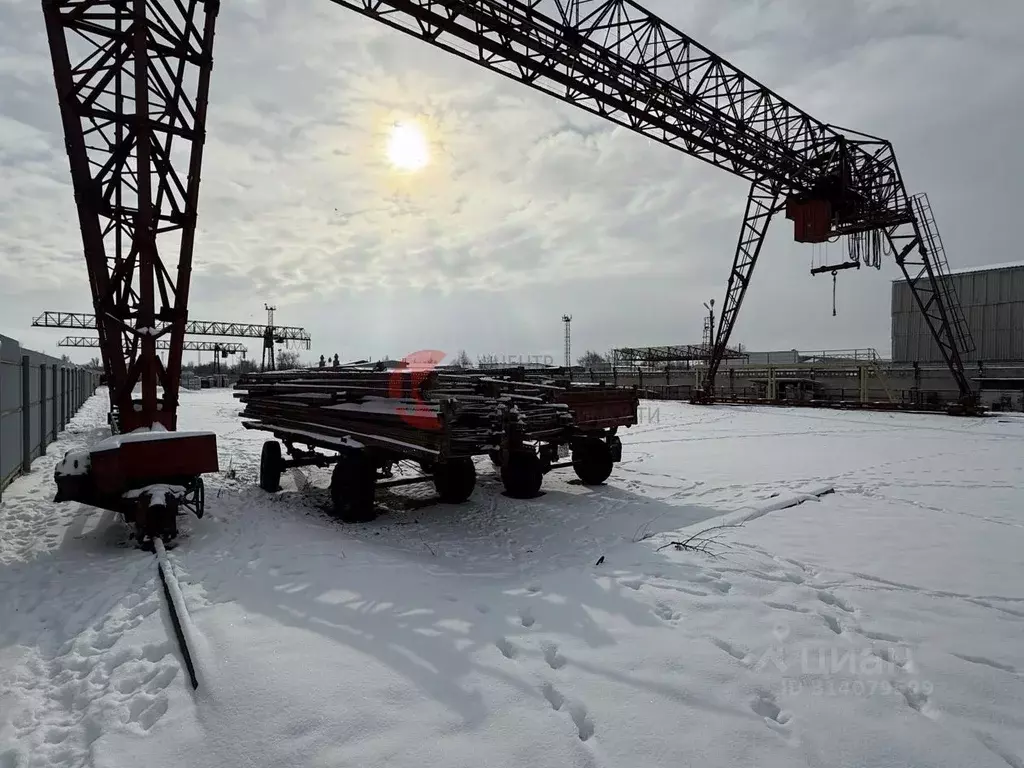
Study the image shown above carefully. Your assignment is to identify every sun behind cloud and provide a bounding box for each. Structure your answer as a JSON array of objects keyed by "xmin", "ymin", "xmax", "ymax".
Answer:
[{"xmin": 386, "ymin": 121, "xmax": 430, "ymax": 172}]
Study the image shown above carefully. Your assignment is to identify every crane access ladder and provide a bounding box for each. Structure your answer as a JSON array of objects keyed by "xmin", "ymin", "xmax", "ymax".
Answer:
[{"xmin": 910, "ymin": 193, "xmax": 975, "ymax": 359}]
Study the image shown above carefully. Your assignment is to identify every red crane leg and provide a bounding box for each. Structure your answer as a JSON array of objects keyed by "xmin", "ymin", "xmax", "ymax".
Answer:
[{"xmin": 44, "ymin": 0, "xmax": 221, "ymax": 541}]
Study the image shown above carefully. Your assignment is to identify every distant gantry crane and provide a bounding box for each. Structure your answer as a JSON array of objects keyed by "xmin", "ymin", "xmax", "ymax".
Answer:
[
  {"xmin": 32, "ymin": 311, "xmax": 311, "ymax": 345},
  {"xmin": 57, "ymin": 336, "xmax": 248, "ymax": 357},
  {"xmin": 40, "ymin": 0, "xmax": 978, "ymax": 546}
]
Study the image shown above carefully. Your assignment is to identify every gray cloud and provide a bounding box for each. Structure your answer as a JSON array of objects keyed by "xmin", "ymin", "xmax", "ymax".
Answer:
[{"xmin": 2, "ymin": 0, "xmax": 1022, "ymax": 366}]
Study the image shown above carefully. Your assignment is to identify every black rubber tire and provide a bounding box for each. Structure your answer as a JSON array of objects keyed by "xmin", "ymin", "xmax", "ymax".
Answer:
[
  {"xmin": 259, "ymin": 441, "xmax": 283, "ymax": 492},
  {"xmin": 330, "ymin": 451, "xmax": 377, "ymax": 523},
  {"xmin": 501, "ymin": 450, "xmax": 544, "ymax": 499},
  {"xmin": 488, "ymin": 450, "xmax": 501, "ymax": 467},
  {"xmin": 572, "ymin": 438, "xmax": 614, "ymax": 485},
  {"xmin": 433, "ymin": 458, "xmax": 477, "ymax": 503},
  {"xmin": 189, "ymin": 477, "xmax": 206, "ymax": 519}
]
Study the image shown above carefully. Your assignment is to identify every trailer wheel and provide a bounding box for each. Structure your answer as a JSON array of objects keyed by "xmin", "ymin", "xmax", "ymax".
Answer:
[
  {"xmin": 259, "ymin": 440, "xmax": 283, "ymax": 492},
  {"xmin": 572, "ymin": 438, "xmax": 614, "ymax": 485},
  {"xmin": 433, "ymin": 458, "xmax": 477, "ymax": 503},
  {"xmin": 488, "ymin": 450, "xmax": 501, "ymax": 467},
  {"xmin": 501, "ymin": 450, "xmax": 543, "ymax": 498},
  {"xmin": 183, "ymin": 477, "xmax": 206, "ymax": 519},
  {"xmin": 330, "ymin": 451, "xmax": 377, "ymax": 523}
]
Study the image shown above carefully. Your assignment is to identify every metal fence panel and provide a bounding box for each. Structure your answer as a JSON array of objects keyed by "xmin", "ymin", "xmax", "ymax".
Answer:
[{"xmin": 0, "ymin": 333, "xmax": 100, "ymax": 500}]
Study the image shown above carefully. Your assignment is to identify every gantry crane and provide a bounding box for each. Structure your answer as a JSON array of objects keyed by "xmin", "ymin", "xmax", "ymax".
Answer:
[
  {"xmin": 42, "ymin": 0, "xmax": 976, "ymax": 543},
  {"xmin": 57, "ymin": 336, "xmax": 247, "ymax": 357},
  {"xmin": 32, "ymin": 311, "xmax": 312, "ymax": 346}
]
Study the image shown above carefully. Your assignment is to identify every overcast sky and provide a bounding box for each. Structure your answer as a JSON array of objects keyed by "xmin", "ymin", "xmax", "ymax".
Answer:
[{"xmin": 2, "ymin": 0, "xmax": 1022, "ymax": 366}]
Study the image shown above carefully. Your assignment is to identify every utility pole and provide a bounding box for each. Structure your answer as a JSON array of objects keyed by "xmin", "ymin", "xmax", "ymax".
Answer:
[{"xmin": 562, "ymin": 314, "xmax": 572, "ymax": 369}]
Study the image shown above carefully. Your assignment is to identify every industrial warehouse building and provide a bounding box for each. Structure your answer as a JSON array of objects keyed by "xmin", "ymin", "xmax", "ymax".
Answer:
[
  {"xmin": 892, "ymin": 262, "xmax": 1024, "ymax": 364},
  {"xmin": 887, "ymin": 261, "xmax": 1024, "ymax": 409}
]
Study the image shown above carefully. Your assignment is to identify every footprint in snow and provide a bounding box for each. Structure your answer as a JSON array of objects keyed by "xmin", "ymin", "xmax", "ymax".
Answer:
[
  {"xmin": 708, "ymin": 579, "xmax": 732, "ymax": 594},
  {"xmin": 897, "ymin": 682, "xmax": 938, "ymax": 720},
  {"xmin": 751, "ymin": 689, "xmax": 792, "ymax": 734},
  {"xmin": 816, "ymin": 590, "xmax": 855, "ymax": 613},
  {"xmin": 543, "ymin": 643, "xmax": 567, "ymax": 670},
  {"xmin": 871, "ymin": 646, "xmax": 911, "ymax": 672},
  {"xmin": 43, "ymin": 727, "xmax": 68, "ymax": 745},
  {"xmin": 126, "ymin": 693, "xmax": 169, "ymax": 731},
  {"xmin": 568, "ymin": 702, "xmax": 595, "ymax": 742},
  {"xmin": 496, "ymin": 637, "xmax": 517, "ymax": 659},
  {"xmin": 711, "ymin": 637, "xmax": 751, "ymax": 666},
  {"xmin": 541, "ymin": 682, "xmax": 564, "ymax": 710},
  {"xmin": 653, "ymin": 602, "xmax": 681, "ymax": 622},
  {"xmin": 820, "ymin": 613, "xmax": 843, "ymax": 635},
  {"xmin": 519, "ymin": 608, "xmax": 536, "ymax": 628},
  {"xmin": 540, "ymin": 683, "xmax": 594, "ymax": 740}
]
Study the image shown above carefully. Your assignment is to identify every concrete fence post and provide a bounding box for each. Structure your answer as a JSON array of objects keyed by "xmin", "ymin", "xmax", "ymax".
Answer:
[
  {"xmin": 51, "ymin": 366, "xmax": 58, "ymax": 441},
  {"xmin": 40, "ymin": 363, "xmax": 48, "ymax": 455},
  {"xmin": 21, "ymin": 355, "xmax": 31, "ymax": 472}
]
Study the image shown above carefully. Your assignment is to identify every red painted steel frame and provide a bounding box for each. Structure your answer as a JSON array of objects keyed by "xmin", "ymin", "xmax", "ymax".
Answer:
[{"xmin": 42, "ymin": 0, "xmax": 220, "ymax": 432}]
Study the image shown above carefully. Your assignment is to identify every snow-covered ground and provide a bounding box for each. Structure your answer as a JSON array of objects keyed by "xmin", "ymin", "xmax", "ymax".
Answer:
[{"xmin": 2, "ymin": 388, "xmax": 1023, "ymax": 768}]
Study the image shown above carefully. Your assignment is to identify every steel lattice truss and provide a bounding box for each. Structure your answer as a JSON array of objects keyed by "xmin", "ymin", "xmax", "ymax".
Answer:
[
  {"xmin": 335, "ymin": 0, "xmax": 904, "ymax": 223},
  {"xmin": 328, "ymin": 0, "xmax": 974, "ymax": 401},
  {"xmin": 33, "ymin": 311, "xmax": 312, "ymax": 345},
  {"xmin": 42, "ymin": 0, "xmax": 219, "ymax": 430},
  {"xmin": 613, "ymin": 344, "xmax": 747, "ymax": 365},
  {"xmin": 59, "ymin": 335, "xmax": 247, "ymax": 354}
]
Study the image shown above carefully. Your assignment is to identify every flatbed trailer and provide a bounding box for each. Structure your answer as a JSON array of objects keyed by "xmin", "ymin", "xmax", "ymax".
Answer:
[{"xmin": 237, "ymin": 368, "xmax": 639, "ymax": 519}]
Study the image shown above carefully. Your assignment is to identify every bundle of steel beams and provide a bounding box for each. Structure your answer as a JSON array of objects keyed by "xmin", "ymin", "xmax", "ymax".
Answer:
[
  {"xmin": 235, "ymin": 370, "xmax": 503, "ymax": 459},
  {"xmin": 234, "ymin": 366, "xmax": 637, "ymax": 461}
]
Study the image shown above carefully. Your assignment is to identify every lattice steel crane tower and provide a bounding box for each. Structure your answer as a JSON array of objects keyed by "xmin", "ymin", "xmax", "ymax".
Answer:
[{"xmin": 41, "ymin": 0, "xmax": 979, "ymax": 545}]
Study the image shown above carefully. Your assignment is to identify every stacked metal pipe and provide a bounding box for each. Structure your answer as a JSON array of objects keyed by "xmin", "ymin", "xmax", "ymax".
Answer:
[{"xmin": 234, "ymin": 366, "xmax": 635, "ymax": 459}]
